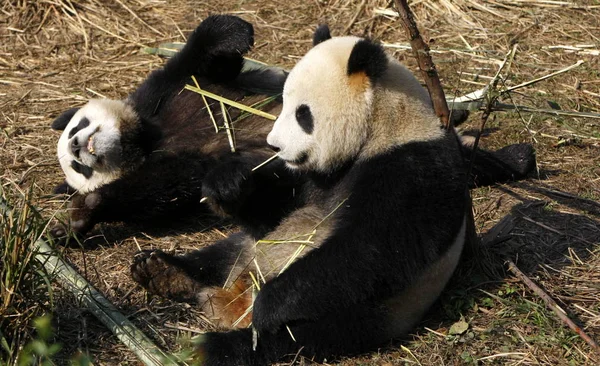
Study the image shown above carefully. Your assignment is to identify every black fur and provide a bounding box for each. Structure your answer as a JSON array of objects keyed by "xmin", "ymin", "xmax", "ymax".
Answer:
[
  {"xmin": 53, "ymin": 181, "xmax": 76, "ymax": 195},
  {"xmin": 465, "ymin": 143, "xmax": 536, "ymax": 187},
  {"xmin": 70, "ymin": 161, "xmax": 93, "ymax": 179},
  {"xmin": 347, "ymin": 39, "xmax": 388, "ymax": 81},
  {"xmin": 295, "ymin": 104, "xmax": 314, "ymax": 134},
  {"xmin": 51, "ymin": 107, "xmax": 79, "ymax": 131},
  {"xmin": 68, "ymin": 117, "xmax": 90, "ymax": 139},
  {"xmin": 129, "ymin": 15, "xmax": 254, "ymax": 125},
  {"xmin": 312, "ymin": 24, "xmax": 332, "ymax": 46}
]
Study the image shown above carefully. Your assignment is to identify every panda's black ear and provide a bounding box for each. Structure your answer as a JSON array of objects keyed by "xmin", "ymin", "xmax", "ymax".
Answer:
[
  {"xmin": 347, "ymin": 39, "xmax": 388, "ymax": 81},
  {"xmin": 51, "ymin": 108, "xmax": 79, "ymax": 131},
  {"xmin": 313, "ymin": 24, "xmax": 331, "ymax": 46}
]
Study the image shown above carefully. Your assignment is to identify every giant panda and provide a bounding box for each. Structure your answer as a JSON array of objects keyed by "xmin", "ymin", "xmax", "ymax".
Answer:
[
  {"xmin": 129, "ymin": 28, "xmax": 535, "ymax": 365},
  {"xmin": 50, "ymin": 15, "xmax": 302, "ymax": 239}
]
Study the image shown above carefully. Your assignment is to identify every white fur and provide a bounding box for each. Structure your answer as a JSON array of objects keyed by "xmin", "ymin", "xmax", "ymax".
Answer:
[
  {"xmin": 267, "ymin": 36, "xmax": 443, "ymax": 173},
  {"xmin": 57, "ymin": 99, "xmax": 134, "ymax": 193},
  {"xmin": 267, "ymin": 37, "xmax": 372, "ymax": 172}
]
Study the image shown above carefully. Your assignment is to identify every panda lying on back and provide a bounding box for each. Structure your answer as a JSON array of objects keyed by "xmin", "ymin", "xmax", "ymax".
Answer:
[
  {"xmin": 130, "ymin": 28, "xmax": 527, "ymax": 365},
  {"xmin": 50, "ymin": 15, "xmax": 301, "ymax": 239},
  {"xmin": 51, "ymin": 15, "xmax": 534, "ymax": 241}
]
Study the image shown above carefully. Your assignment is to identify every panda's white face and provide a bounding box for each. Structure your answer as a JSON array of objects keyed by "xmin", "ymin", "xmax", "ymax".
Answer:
[
  {"xmin": 267, "ymin": 37, "xmax": 372, "ymax": 173},
  {"xmin": 57, "ymin": 99, "xmax": 137, "ymax": 193}
]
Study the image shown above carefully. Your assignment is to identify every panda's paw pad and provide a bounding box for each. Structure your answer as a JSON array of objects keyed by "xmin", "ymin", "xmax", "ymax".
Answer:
[
  {"xmin": 47, "ymin": 222, "xmax": 85, "ymax": 247},
  {"xmin": 49, "ymin": 223, "xmax": 68, "ymax": 240},
  {"xmin": 131, "ymin": 250, "xmax": 170, "ymax": 288},
  {"xmin": 131, "ymin": 250, "xmax": 198, "ymax": 300}
]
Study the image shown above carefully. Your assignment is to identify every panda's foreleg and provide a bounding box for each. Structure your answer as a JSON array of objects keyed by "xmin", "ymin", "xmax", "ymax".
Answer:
[
  {"xmin": 203, "ymin": 150, "xmax": 302, "ymax": 238},
  {"xmin": 56, "ymin": 152, "xmax": 208, "ymax": 238},
  {"xmin": 130, "ymin": 15, "xmax": 254, "ymax": 122}
]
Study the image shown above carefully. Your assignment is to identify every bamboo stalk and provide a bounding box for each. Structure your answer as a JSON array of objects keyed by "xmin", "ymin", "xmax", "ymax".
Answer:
[
  {"xmin": 184, "ymin": 83, "xmax": 277, "ymax": 121},
  {"xmin": 34, "ymin": 240, "xmax": 170, "ymax": 365},
  {"xmin": 0, "ymin": 200, "xmax": 169, "ymax": 366}
]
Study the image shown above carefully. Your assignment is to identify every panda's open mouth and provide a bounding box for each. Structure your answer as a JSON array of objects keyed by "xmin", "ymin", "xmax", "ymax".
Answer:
[{"xmin": 87, "ymin": 132, "xmax": 97, "ymax": 156}]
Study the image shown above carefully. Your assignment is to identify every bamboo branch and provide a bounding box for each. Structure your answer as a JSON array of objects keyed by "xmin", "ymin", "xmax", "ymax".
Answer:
[
  {"xmin": 0, "ymin": 200, "xmax": 169, "ymax": 366},
  {"xmin": 506, "ymin": 259, "xmax": 600, "ymax": 354},
  {"xmin": 34, "ymin": 240, "xmax": 170, "ymax": 365},
  {"xmin": 392, "ymin": 0, "xmax": 451, "ymax": 128}
]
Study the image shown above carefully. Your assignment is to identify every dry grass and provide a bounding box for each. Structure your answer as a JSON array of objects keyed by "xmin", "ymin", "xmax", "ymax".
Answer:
[{"xmin": 1, "ymin": 0, "xmax": 599, "ymax": 364}]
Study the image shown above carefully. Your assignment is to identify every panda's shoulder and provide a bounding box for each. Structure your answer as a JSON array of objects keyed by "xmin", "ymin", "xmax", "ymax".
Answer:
[{"xmin": 351, "ymin": 137, "xmax": 466, "ymax": 198}]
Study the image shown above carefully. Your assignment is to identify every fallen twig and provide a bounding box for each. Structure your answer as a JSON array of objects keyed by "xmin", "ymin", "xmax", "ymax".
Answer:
[{"xmin": 506, "ymin": 259, "xmax": 600, "ymax": 354}]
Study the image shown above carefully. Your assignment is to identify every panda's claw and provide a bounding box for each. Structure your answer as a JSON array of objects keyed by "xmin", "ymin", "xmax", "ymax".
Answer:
[{"xmin": 130, "ymin": 249, "xmax": 201, "ymax": 302}]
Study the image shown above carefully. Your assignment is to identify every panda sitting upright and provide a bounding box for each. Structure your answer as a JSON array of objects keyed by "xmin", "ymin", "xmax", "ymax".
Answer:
[{"xmin": 131, "ymin": 29, "xmax": 508, "ymax": 365}]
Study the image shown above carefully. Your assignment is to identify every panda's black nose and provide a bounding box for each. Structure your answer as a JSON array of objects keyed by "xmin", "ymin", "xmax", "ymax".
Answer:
[
  {"xmin": 268, "ymin": 144, "xmax": 280, "ymax": 153},
  {"xmin": 70, "ymin": 137, "xmax": 82, "ymax": 158}
]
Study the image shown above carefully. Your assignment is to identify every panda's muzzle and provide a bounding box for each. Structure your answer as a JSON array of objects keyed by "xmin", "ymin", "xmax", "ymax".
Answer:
[
  {"xmin": 69, "ymin": 130, "xmax": 98, "ymax": 159},
  {"xmin": 69, "ymin": 136, "xmax": 83, "ymax": 158}
]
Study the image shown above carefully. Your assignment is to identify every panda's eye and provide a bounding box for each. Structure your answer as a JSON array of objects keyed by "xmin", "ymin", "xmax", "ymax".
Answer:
[
  {"xmin": 68, "ymin": 117, "xmax": 91, "ymax": 138},
  {"xmin": 295, "ymin": 104, "xmax": 314, "ymax": 134}
]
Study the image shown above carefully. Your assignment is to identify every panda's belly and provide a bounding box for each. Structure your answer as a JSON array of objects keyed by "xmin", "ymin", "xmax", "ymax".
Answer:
[{"xmin": 383, "ymin": 214, "xmax": 467, "ymax": 337}]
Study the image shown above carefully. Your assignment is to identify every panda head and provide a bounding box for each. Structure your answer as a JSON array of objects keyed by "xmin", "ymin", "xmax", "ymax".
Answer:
[
  {"xmin": 53, "ymin": 99, "xmax": 142, "ymax": 193},
  {"xmin": 267, "ymin": 33, "xmax": 441, "ymax": 173},
  {"xmin": 267, "ymin": 36, "xmax": 386, "ymax": 173}
]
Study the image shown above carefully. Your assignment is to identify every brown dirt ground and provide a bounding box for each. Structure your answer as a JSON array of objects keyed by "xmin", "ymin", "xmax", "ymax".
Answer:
[{"xmin": 1, "ymin": 0, "xmax": 600, "ymax": 365}]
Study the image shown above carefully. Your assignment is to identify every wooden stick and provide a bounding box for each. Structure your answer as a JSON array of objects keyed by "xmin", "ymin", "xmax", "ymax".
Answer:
[
  {"xmin": 392, "ymin": 0, "xmax": 479, "ymax": 254},
  {"xmin": 506, "ymin": 259, "xmax": 600, "ymax": 354},
  {"xmin": 392, "ymin": 0, "xmax": 451, "ymax": 128}
]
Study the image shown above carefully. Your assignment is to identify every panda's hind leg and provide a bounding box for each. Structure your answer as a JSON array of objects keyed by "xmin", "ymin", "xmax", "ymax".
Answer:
[
  {"xmin": 131, "ymin": 249, "xmax": 204, "ymax": 302},
  {"xmin": 130, "ymin": 232, "xmax": 255, "ymax": 328}
]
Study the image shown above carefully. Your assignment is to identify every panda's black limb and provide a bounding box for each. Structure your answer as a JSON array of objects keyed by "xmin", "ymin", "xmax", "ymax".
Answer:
[
  {"xmin": 130, "ymin": 15, "xmax": 254, "ymax": 123},
  {"xmin": 463, "ymin": 143, "xmax": 536, "ymax": 188},
  {"xmin": 202, "ymin": 152, "xmax": 304, "ymax": 238},
  {"xmin": 199, "ymin": 304, "xmax": 394, "ymax": 366},
  {"xmin": 130, "ymin": 232, "xmax": 250, "ymax": 301}
]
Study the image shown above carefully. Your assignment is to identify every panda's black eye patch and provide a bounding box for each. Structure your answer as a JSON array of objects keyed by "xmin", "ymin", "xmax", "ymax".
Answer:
[
  {"xmin": 70, "ymin": 160, "xmax": 93, "ymax": 179},
  {"xmin": 295, "ymin": 104, "xmax": 314, "ymax": 134},
  {"xmin": 68, "ymin": 117, "xmax": 90, "ymax": 138}
]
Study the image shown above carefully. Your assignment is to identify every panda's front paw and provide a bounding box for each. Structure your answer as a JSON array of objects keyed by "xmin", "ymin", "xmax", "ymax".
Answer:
[
  {"xmin": 49, "ymin": 192, "xmax": 101, "ymax": 243},
  {"xmin": 202, "ymin": 161, "xmax": 254, "ymax": 216},
  {"xmin": 131, "ymin": 250, "xmax": 200, "ymax": 302},
  {"xmin": 68, "ymin": 192, "xmax": 101, "ymax": 232},
  {"xmin": 192, "ymin": 15, "xmax": 254, "ymax": 58}
]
